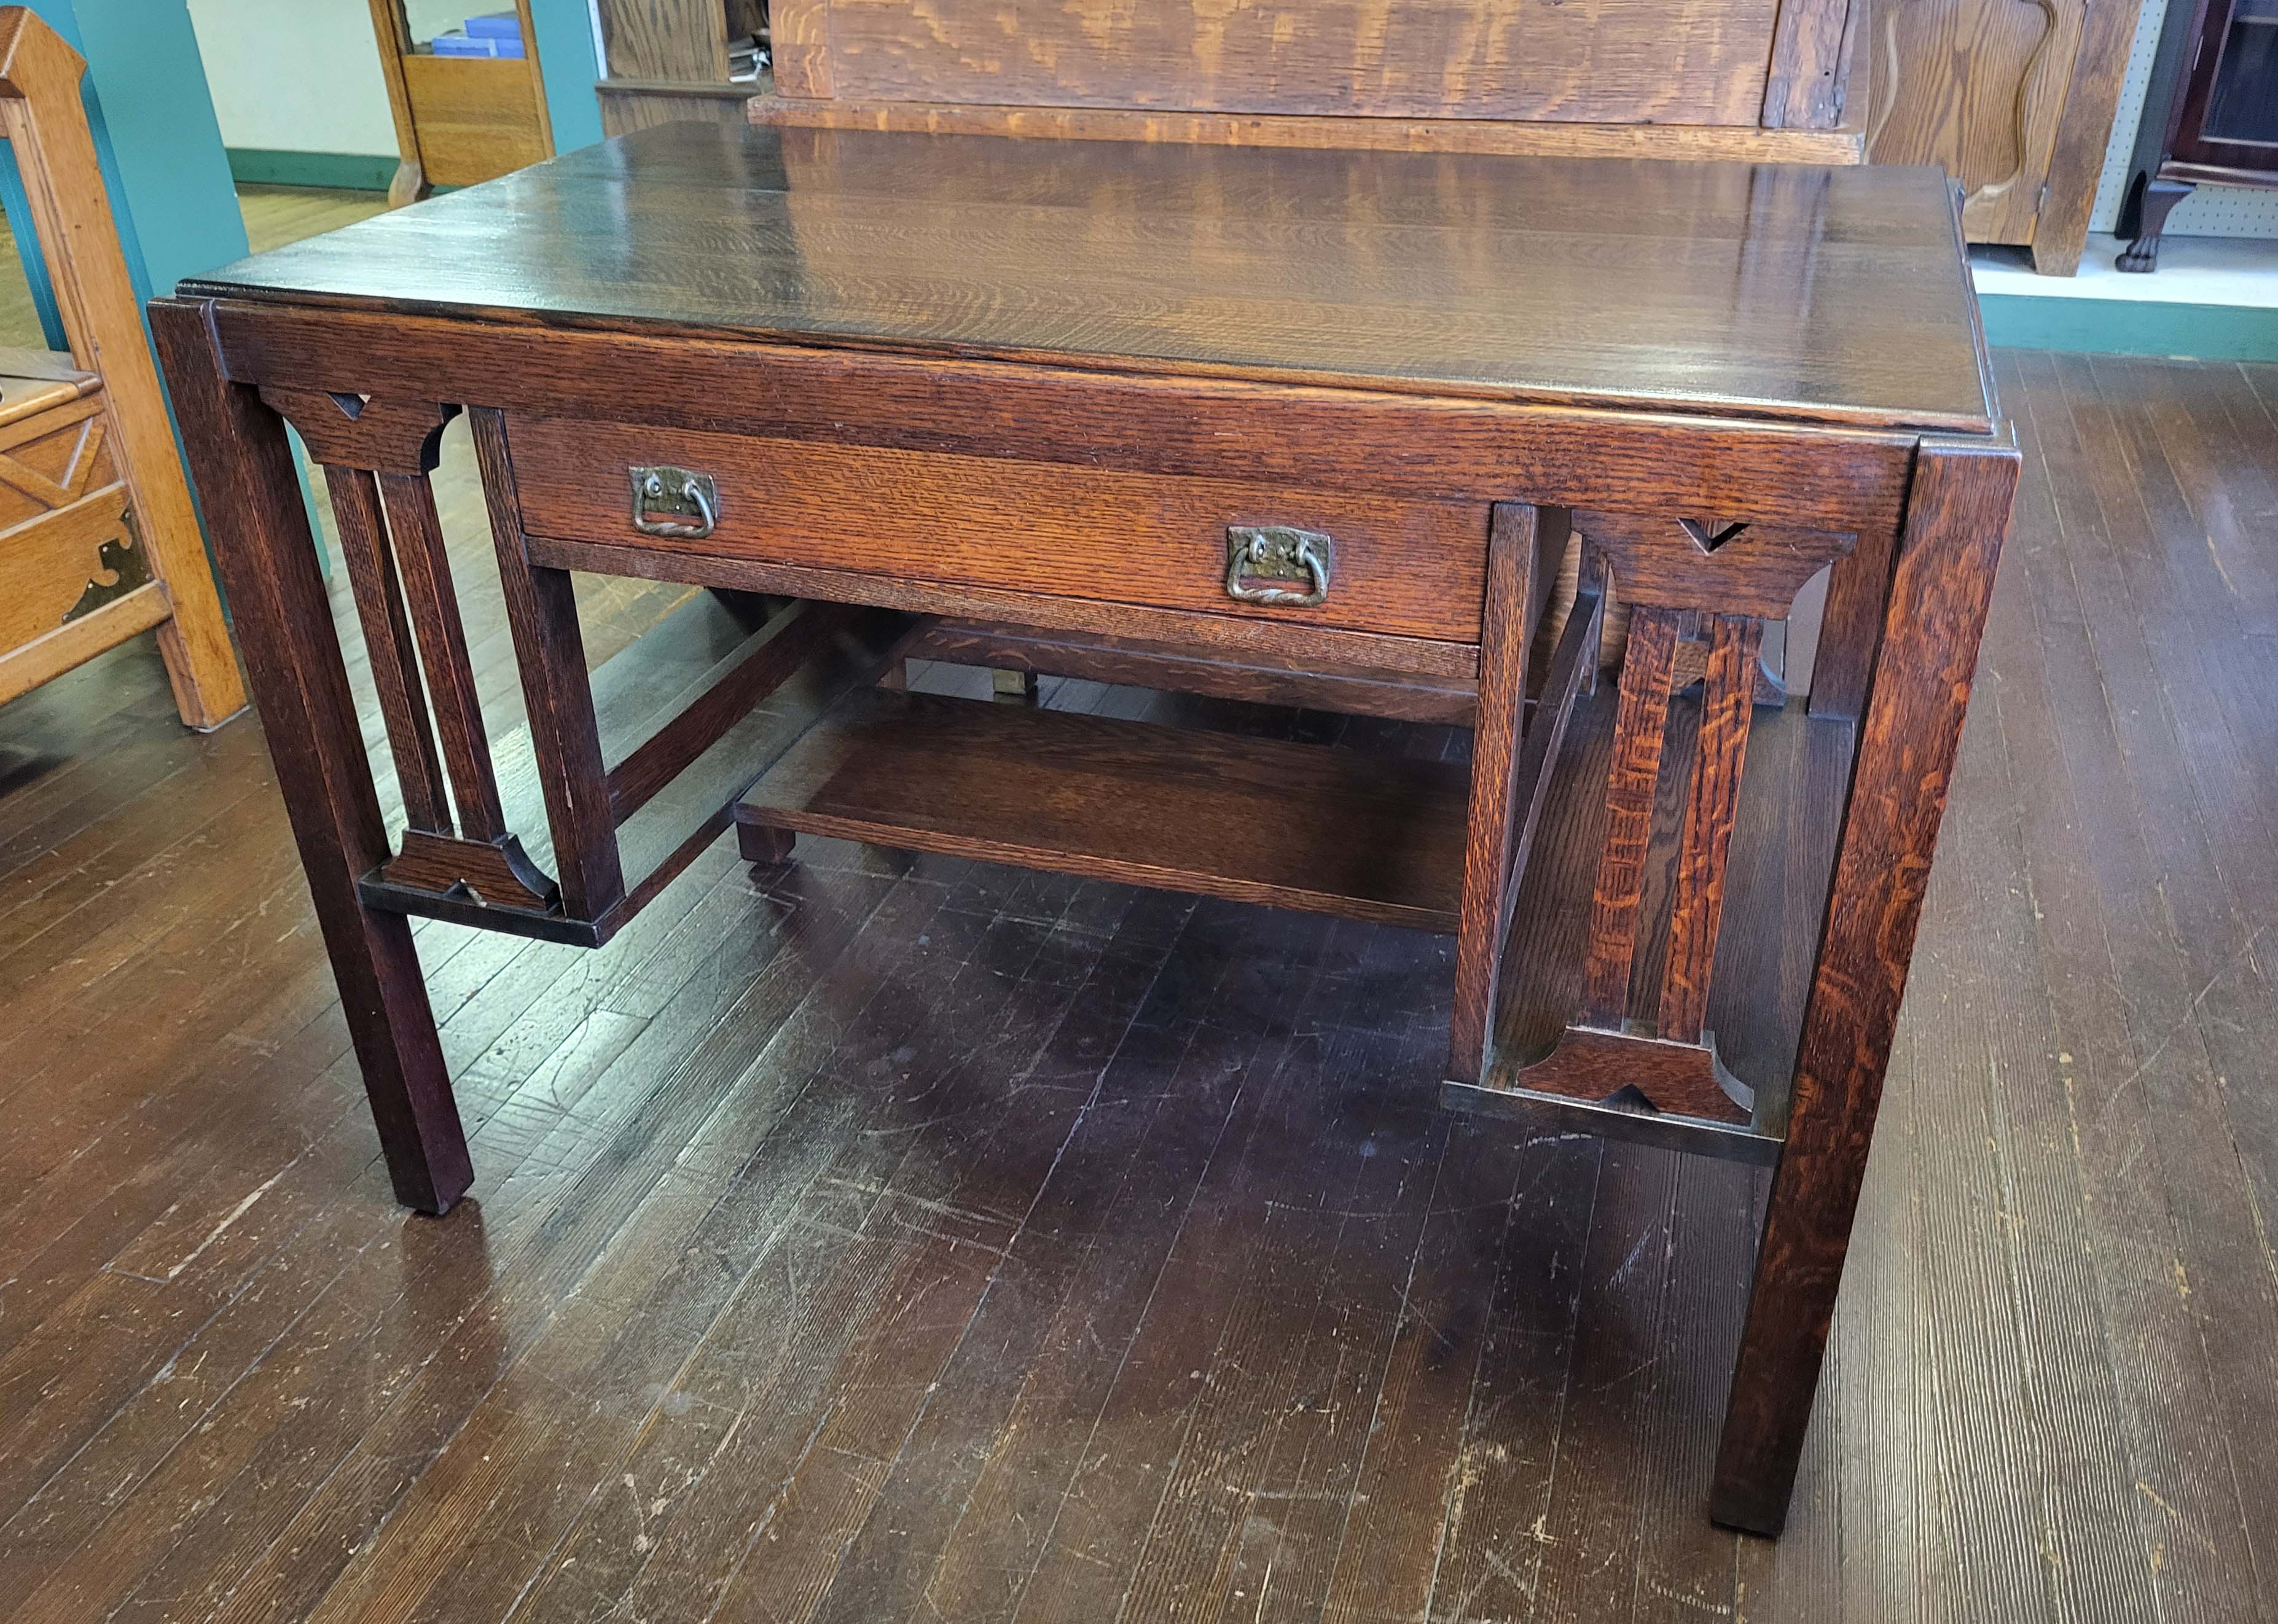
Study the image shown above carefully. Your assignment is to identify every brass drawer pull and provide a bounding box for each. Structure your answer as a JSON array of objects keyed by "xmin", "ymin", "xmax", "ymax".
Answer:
[
  {"xmin": 630, "ymin": 465, "xmax": 718, "ymax": 538},
  {"xmin": 1225, "ymin": 525, "xmax": 1333, "ymax": 608}
]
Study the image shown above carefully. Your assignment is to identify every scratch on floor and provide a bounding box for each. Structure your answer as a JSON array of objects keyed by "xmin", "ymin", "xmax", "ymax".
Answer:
[{"xmin": 163, "ymin": 1168, "xmax": 286, "ymax": 1280}]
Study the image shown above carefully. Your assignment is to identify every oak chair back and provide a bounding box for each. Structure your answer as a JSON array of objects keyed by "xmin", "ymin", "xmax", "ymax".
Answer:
[{"xmin": 0, "ymin": 7, "xmax": 243, "ymax": 728}]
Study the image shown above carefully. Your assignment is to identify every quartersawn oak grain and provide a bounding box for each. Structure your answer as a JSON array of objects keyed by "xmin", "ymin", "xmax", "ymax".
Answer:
[{"xmin": 180, "ymin": 122, "xmax": 1994, "ymax": 434}]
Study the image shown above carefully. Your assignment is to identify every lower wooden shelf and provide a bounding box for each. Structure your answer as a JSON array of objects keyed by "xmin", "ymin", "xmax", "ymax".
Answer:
[{"xmin": 735, "ymin": 687, "xmax": 1471, "ymax": 932}]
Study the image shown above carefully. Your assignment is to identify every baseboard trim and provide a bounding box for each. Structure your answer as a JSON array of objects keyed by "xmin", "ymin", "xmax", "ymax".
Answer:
[
  {"xmin": 1983, "ymin": 293, "xmax": 2278, "ymax": 361},
  {"xmin": 226, "ymin": 149, "xmax": 396, "ymax": 193}
]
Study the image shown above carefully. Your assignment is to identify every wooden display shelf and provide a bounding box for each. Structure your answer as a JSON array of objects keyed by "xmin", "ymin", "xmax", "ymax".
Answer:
[{"xmin": 734, "ymin": 686, "xmax": 1471, "ymax": 932}]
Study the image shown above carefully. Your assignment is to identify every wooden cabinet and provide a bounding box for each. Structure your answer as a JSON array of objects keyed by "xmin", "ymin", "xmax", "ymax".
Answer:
[
  {"xmin": 367, "ymin": 0, "xmax": 553, "ymax": 207},
  {"xmin": 1865, "ymin": 0, "xmax": 2147, "ymax": 273},
  {"xmin": 593, "ymin": 0, "xmax": 761, "ymax": 136},
  {"xmin": 757, "ymin": 0, "xmax": 1873, "ymax": 165},
  {"xmin": 2116, "ymin": 0, "xmax": 2278, "ymax": 270}
]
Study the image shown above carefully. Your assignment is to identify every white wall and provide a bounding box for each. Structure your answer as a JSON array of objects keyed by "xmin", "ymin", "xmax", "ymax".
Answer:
[{"xmin": 184, "ymin": 0, "xmax": 399, "ymax": 155}]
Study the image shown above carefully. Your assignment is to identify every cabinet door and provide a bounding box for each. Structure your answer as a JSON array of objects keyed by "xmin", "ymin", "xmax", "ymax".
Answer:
[{"xmin": 1866, "ymin": 0, "xmax": 2144, "ymax": 271}]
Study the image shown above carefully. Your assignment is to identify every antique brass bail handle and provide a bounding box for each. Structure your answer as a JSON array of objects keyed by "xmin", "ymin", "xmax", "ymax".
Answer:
[
  {"xmin": 1224, "ymin": 525, "xmax": 1334, "ymax": 608},
  {"xmin": 630, "ymin": 465, "xmax": 719, "ymax": 539}
]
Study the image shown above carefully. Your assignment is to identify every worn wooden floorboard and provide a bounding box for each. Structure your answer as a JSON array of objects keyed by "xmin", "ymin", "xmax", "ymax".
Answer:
[{"xmin": 0, "ymin": 195, "xmax": 2271, "ymax": 1624}]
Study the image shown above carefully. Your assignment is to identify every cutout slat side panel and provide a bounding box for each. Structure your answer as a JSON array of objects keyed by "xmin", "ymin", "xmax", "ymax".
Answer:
[
  {"xmin": 377, "ymin": 469, "xmax": 508, "ymax": 842},
  {"xmin": 1577, "ymin": 606, "xmax": 1682, "ymax": 1025},
  {"xmin": 324, "ymin": 463, "xmax": 451, "ymax": 833},
  {"xmin": 1660, "ymin": 614, "xmax": 1764, "ymax": 1043}
]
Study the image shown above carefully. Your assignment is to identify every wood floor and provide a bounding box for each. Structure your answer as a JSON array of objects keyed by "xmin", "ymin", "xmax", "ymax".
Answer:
[{"xmin": 2, "ymin": 189, "xmax": 2276, "ymax": 1623}]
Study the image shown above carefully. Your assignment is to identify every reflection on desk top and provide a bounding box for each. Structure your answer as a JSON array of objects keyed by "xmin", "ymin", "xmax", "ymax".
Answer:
[{"xmin": 181, "ymin": 122, "xmax": 1997, "ymax": 435}]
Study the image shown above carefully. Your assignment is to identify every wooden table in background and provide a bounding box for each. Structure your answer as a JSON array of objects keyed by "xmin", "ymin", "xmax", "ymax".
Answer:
[{"xmin": 149, "ymin": 123, "xmax": 2016, "ymax": 1537}]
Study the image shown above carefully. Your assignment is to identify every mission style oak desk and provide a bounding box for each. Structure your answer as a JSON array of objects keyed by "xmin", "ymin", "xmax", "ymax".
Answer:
[{"xmin": 151, "ymin": 123, "xmax": 2014, "ymax": 1537}]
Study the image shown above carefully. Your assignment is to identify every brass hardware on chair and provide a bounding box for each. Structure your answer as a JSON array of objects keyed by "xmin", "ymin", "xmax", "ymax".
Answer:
[
  {"xmin": 1225, "ymin": 525, "xmax": 1333, "ymax": 607},
  {"xmin": 630, "ymin": 465, "xmax": 718, "ymax": 538}
]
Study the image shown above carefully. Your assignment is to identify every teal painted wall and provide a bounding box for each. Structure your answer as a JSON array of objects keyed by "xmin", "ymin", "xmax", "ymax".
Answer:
[
  {"xmin": 532, "ymin": 0, "xmax": 605, "ymax": 155},
  {"xmin": 1982, "ymin": 295, "xmax": 2278, "ymax": 362},
  {"xmin": 222, "ymin": 1, "xmax": 603, "ymax": 193},
  {"xmin": 0, "ymin": 0, "xmax": 316, "ymax": 569},
  {"xmin": 0, "ymin": 0, "xmax": 249, "ymax": 340}
]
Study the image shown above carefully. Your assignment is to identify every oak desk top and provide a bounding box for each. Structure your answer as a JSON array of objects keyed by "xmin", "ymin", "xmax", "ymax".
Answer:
[{"xmin": 183, "ymin": 122, "xmax": 1994, "ymax": 437}]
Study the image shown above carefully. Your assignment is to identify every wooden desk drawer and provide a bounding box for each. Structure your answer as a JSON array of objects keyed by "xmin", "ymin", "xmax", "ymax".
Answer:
[{"xmin": 505, "ymin": 417, "xmax": 1490, "ymax": 644}]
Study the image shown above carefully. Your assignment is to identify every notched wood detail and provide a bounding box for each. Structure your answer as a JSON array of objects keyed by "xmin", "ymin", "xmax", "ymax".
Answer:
[
  {"xmin": 1511, "ymin": 1022, "xmax": 1754, "ymax": 1124},
  {"xmin": 259, "ymin": 386, "xmax": 457, "ymax": 474},
  {"xmin": 380, "ymin": 827, "xmax": 560, "ymax": 912},
  {"xmin": 1577, "ymin": 508, "xmax": 1857, "ymax": 617}
]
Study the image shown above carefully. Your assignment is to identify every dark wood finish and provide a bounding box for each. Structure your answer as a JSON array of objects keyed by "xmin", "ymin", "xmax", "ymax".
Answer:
[
  {"xmin": 355, "ymin": 593, "xmax": 911, "ymax": 946},
  {"xmin": 35, "ymin": 349, "xmax": 2256, "ymax": 1624},
  {"xmin": 734, "ymin": 816, "xmax": 795, "ymax": 863},
  {"xmin": 2116, "ymin": 0, "xmax": 2278, "ymax": 272},
  {"xmin": 180, "ymin": 124, "xmax": 1995, "ymax": 435},
  {"xmin": 1578, "ymin": 608, "xmax": 1682, "ymax": 1026},
  {"xmin": 1448, "ymin": 504, "xmax": 1548, "ymax": 1085},
  {"xmin": 145, "ymin": 299, "xmax": 472, "ymax": 1216},
  {"xmin": 1661, "ymin": 615, "xmax": 1764, "ymax": 1044},
  {"xmin": 377, "ymin": 826, "xmax": 557, "ymax": 911},
  {"xmin": 1576, "ymin": 509, "xmax": 1855, "ymax": 617},
  {"xmin": 1513, "ymin": 1025, "xmax": 1752, "ymax": 1124},
  {"xmin": 605, "ymin": 598, "xmax": 863, "ymax": 822},
  {"xmin": 735, "ymin": 687, "xmax": 1471, "ymax": 932},
  {"xmin": 1713, "ymin": 435, "xmax": 2020, "ymax": 1534},
  {"xmin": 257, "ymin": 386, "xmax": 453, "ymax": 474},
  {"xmin": 144, "ymin": 123, "xmax": 2015, "ymax": 1547},
  {"xmin": 1501, "ymin": 585, "xmax": 1607, "ymax": 956},
  {"xmin": 524, "ymin": 533, "xmax": 1483, "ymax": 682},
  {"xmin": 321, "ymin": 464, "xmax": 450, "ymax": 832},
  {"xmin": 376, "ymin": 470, "xmax": 507, "ymax": 843},
  {"xmin": 195, "ymin": 302, "xmax": 1927, "ymax": 533},
  {"xmin": 506, "ymin": 414, "xmax": 1494, "ymax": 643},
  {"xmin": 898, "ymin": 619, "xmax": 1481, "ymax": 724},
  {"xmin": 470, "ymin": 407, "xmax": 625, "ymax": 919},
  {"xmin": 1805, "ymin": 496, "xmax": 1902, "ymax": 720}
]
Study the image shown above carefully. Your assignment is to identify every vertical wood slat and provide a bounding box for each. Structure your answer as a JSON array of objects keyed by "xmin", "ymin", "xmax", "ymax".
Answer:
[
  {"xmin": 1577, "ymin": 606, "xmax": 1683, "ymax": 1026},
  {"xmin": 377, "ymin": 468, "xmax": 507, "ymax": 843},
  {"xmin": 1658, "ymin": 614, "xmax": 1764, "ymax": 1044},
  {"xmin": 1808, "ymin": 514, "xmax": 1900, "ymax": 720},
  {"xmin": 469, "ymin": 408, "xmax": 626, "ymax": 920},
  {"xmin": 1449, "ymin": 502, "xmax": 1546, "ymax": 1084},
  {"xmin": 324, "ymin": 464, "xmax": 452, "ymax": 833}
]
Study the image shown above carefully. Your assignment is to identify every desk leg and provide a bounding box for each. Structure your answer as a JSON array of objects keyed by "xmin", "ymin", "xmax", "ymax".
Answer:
[
  {"xmin": 151, "ymin": 300, "xmax": 471, "ymax": 1215},
  {"xmin": 1449, "ymin": 503, "xmax": 1553, "ymax": 1083},
  {"xmin": 1711, "ymin": 439, "xmax": 2017, "ymax": 1532}
]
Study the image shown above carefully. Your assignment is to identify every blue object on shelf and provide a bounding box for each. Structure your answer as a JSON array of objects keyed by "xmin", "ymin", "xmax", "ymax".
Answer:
[
  {"xmin": 431, "ymin": 28, "xmax": 525, "ymax": 57},
  {"xmin": 464, "ymin": 11, "xmax": 520, "ymax": 38}
]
